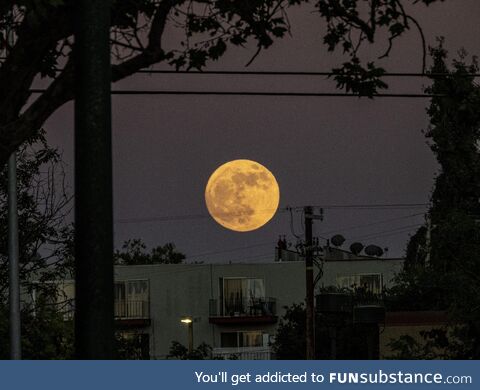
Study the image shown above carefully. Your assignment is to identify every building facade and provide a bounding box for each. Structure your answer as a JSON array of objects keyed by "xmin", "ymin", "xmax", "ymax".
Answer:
[{"xmin": 57, "ymin": 252, "xmax": 404, "ymax": 359}]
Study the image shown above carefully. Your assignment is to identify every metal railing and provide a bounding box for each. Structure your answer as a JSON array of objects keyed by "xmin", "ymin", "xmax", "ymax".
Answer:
[
  {"xmin": 114, "ymin": 300, "xmax": 149, "ymax": 319},
  {"xmin": 209, "ymin": 297, "xmax": 276, "ymax": 317},
  {"xmin": 212, "ymin": 346, "xmax": 273, "ymax": 360},
  {"xmin": 275, "ymin": 248, "xmax": 305, "ymax": 262}
]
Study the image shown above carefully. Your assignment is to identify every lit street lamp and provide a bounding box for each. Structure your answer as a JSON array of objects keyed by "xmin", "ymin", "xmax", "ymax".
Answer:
[{"xmin": 181, "ymin": 317, "xmax": 194, "ymax": 354}]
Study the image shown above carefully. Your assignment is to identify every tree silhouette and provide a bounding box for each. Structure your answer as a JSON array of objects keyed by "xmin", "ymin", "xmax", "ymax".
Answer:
[
  {"xmin": 114, "ymin": 238, "xmax": 185, "ymax": 265},
  {"xmin": 0, "ymin": 0, "xmax": 443, "ymax": 165},
  {"xmin": 390, "ymin": 42, "xmax": 480, "ymax": 358}
]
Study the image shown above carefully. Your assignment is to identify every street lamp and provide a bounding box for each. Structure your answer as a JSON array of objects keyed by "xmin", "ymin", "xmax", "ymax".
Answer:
[{"xmin": 181, "ymin": 317, "xmax": 193, "ymax": 354}]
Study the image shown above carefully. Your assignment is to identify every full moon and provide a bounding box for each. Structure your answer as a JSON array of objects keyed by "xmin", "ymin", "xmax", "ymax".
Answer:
[{"xmin": 205, "ymin": 159, "xmax": 280, "ymax": 232}]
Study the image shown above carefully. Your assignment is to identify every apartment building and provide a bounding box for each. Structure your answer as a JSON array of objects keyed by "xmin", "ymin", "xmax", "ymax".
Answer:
[{"xmin": 55, "ymin": 252, "xmax": 403, "ymax": 359}]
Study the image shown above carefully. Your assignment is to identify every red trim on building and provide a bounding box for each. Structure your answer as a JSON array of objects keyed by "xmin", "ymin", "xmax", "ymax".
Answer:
[
  {"xmin": 209, "ymin": 316, "xmax": 278, "ymax": 325},
  {"xmin": 115, "ymin": 318, "xmax": 151, "ymax": 328},
  {"xmin": 385, "ymin": 311, "xmax": 449, "ymax": 326}
]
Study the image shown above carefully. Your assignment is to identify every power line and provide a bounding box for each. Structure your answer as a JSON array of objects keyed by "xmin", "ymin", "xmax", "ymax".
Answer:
[
  {"xmin": 115, "ymin": 207, "xmax": 289, "ymax": 224},
  {"xmin": 114, "ymin": 203, "xmax": 428, "ymax": 224},
  {"xmin": 355, "ymin": 226, "xmax": 422, "ymax": 242},
  {"xmin": 349, "ymin": 223, "xmax": 423, "ymax": 241},
  {"xmin": 134, "ymin": 69, "xmax": 480, "ymax": 78},
  {"xmin": 4, "ymin": 59, "xmax": 477, "ymax": 77},
  {"xmin": 312, "ymin": 203, "xmax": 429, "ymax": 210},
  {"xmin": 29, "ymin": 88, "xmax": 439, "ymax": 98},
  {"xmin": 319, "ymin": 212, "xmax": 425, "ymax": 236},
  {"xmin": 186, "ymin": 213, "xmax": 426, "ymax": 259},
  {"xmin": 187, "ymin": 241, "xmax": 273, "ymax": 259}
]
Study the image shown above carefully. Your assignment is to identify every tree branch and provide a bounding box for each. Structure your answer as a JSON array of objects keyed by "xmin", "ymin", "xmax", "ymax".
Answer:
[{"xmin": 0, "ymin": 0, "xmax": 182, "ymax": 166}]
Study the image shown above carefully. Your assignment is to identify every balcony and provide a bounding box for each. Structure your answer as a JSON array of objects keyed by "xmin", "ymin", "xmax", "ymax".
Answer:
[
  {"xmin": 115, "ymin": 299, "xmax": 150, "ymax": 328},
  {"xmin": 209, "ymin": 297, "xmax": 277, "ymax": 325},
  {"xmin": 59, "ymin": 299, "xmax": 151, "ymax": 327},
  {"xmin": 275, "ymin": 248, "xmax": 305, "ymax": 262},
  {"xmin": 212, "ymin": 346, "xmax": 273, "ymax": 360}
]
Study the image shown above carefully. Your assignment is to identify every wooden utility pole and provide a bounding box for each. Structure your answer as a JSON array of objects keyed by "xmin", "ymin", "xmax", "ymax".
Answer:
[
  {"xmin": 304, "ymin": 206, "xmax": 315, "ymax": 359},
  {"xmin": 74, "ymin": 0, "xmax": 114, "ymax": 358}
]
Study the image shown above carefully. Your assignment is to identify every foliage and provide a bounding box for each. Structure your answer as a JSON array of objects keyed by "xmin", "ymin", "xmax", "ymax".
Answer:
[
  {"xmin": 386, "ymin": 326, "xmax": 477, "ymax": 360},
  {"xmin": 0, "ymin": 302, "xmax": 74, "ymax": 359},
  {"xmin": 272, "ymin": 300, "xmax": 383, "ymax": 359},
  {"xmin": 0, "ymin": 131, "xmax": 74, "ymax": 358},
  {"xmin": 0, "ymin": 130, "xmax": 73, "ymax": 299},
  {"xmin": 116, "ymin": 331, "xmax": 150, "ymax": 359},
  {"xmin": 167, "ymin": 340, "xmax": 216, "ymax": 359},
  {"xmin": 0, "ymin": 0, "xmax": 445, "ymax": 165},
  {"xmin": 114, "ymin": 238, "xmax": 185, "ymax": 265},
  {"xmin": 389, "ymin": 43, "xmax": 480, "ymax": 358},
  {"xmin": 272, "ymin": 302, "xmax": 307, "ymax": 359}
]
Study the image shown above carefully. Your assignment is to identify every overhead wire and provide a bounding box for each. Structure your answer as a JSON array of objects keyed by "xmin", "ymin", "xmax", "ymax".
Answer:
[
  {"xmin": 114, "ymin": 203, "xmax": 429, "ymax": 224},
  {"xmin": 29, "ymin": 88, "xmax": 440, "ymax": 98},
  {"xmin": 186, "ymin": 241, "xmax": 273, "ymax": 259},
  {"xmin": 349, "ymin": 223, "xmax": 424, "ymax": 241},
  {"xmin": 318, "ymin": 212, "xmax": 426, "ymax": 236}
]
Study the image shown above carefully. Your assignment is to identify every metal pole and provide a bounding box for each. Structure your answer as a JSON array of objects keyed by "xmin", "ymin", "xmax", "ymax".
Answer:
[
  {"xmin": 304, "ymin": 206, "xmax": 315, "ymax": 359},
  {"xmin": 188, "ymin": 322, "xmax": 194, "ymax": 354},
  {"xmin": 8, "ymin": 152, "xmax": 21, "ymax": 360},
  {"xmin": 74, "ymin": 0, "xmax": 114, "ymax": 359},
  {"xmin": 7, "ymin": 11, "xmax": 21, "ymax": 360}
]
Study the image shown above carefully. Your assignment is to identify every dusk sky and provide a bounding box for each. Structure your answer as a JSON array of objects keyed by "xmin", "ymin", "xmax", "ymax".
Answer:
[{"xmin": 44, "ymin": 1, "xmax": 480, "ymax": 262}]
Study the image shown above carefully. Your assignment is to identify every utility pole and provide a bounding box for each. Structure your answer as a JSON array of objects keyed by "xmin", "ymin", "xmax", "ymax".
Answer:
[
  {"xmin": 304, "ymin": 206, "xmax": 315, "ymax": 359},
  {"xmin": 74, "ymin": 0, "xmax": 114, "ymax": 358},
  {"xmin": 7, "ymin": 12, "xmax": 21, "ymax": 360}
]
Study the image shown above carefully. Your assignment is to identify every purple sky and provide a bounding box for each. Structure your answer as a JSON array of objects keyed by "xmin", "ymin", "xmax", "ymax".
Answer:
[{"xmin": 44, "ymin": 1, "xmax": 480, "ymax": 262}]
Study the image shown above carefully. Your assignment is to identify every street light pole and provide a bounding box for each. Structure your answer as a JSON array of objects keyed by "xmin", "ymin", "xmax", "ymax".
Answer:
[
  {"xmin": 181, "ymin": 318, "xmax": 194, "ymax": 354},
  {"xmin": 8, "ymin": 152, "xmax": 21, "ymax": 360},
  {"xmin": 188, "ymin": 321, "xmax": 193, "ymax": 354},
  {"xmin": 7, "ymin": 13, "xmax": 21, "ymax": 360}
]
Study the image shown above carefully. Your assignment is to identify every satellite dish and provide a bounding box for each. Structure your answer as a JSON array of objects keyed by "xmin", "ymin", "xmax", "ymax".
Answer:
[
  {"xmin": 330, "ymin": 234, "xmax": 346, "ymax": 247},
  {"xmin": 350, "ymin": 242, "xmax": 364, "ymax": 256},
  {"xmin": 364, "ymin": 245, "xmax": 384, "ymax": 257}
]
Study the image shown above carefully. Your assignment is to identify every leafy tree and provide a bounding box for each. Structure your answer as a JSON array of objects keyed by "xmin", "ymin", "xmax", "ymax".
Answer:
[
  {"xmin": 0, "ymin": 132, "xmax": 74, "ymax": 358},
  {"xmin": 389, "ymin": 42, "xmax": 480, "ymax": 358},
  {"xmin": 116, "ymin": 331, "xmax": 150, "ymax": 359},
  {"xmin": 273, "ymin": 292, "xmax": 383, "ymax": 359},
  {"xmin": 0, "ymin": 300, "xmax": 74, "ymax": 359},
  {"xmin": 0, "ymin": 130, "xmax": 73, "ymax": 300},
  {"xmin": 167, "ymin": 340, "xmax": 215, "ymax": 359},
  {"xmin": 114, "ymin": 238, "xmax": 185, "ymax": 265},
  {"xmin": 272, "ymin": 302, "xmax": 307, "ymax": 359},
  {"xmin": 386, "ymin": 326, "xmax": 477, "ymax": 360},
  {"xmin": 0, "ymin": 0, "xmax": 445, "ymax": 165}
]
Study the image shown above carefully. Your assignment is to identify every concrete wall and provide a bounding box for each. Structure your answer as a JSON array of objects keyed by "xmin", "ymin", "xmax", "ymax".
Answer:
[
  {"xmin": 115, "ymin": 258, "xmax": 403, "ymax": 359},
  {"xmin": 321, "ymin": 258, "xmax": 403, "ymax": 288},
  {"xmin": 115, "ymin": 262, "xmax": 306, "ymax": 358}
]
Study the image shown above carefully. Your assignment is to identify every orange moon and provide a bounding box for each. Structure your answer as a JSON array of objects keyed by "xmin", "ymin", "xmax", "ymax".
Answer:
[{"xmin": 205, "ymin": 160, "xmax": 280, "ymax": 232}]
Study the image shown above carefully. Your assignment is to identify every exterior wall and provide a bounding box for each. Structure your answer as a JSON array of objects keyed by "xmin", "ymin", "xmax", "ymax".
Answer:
[
  {"xmin": 321, "ymin": 258, "xmax": 403, "ymax": 289},
  {"xmin": 114, "ymin": 258, "xmax": 404, "ymax": 359},
  {"xmin": 115, "ymin": 262, "xmax": 306, "ymax": 359},
  {"xmin": 379, "ymin": 311, "xmax": 449, "ymax": 359}
]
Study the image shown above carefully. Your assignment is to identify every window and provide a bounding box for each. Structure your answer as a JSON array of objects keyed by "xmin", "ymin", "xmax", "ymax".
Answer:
[
  {"xmin": 336, "ymin": 273, "xmax": 383, "ymax": 294},
  {"xmin": 114, "ymin": 280, "xmax": 149, "ymax": 318},
  {"xmin": 221, "ymin": 331, "xmax": 264, "ymax": 348},
  {"xmin": 221, "ymin": 277, "xmax": 265, "ymax": 315}
]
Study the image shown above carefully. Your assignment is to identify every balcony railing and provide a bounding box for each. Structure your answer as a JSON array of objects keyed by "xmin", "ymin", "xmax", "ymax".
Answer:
[
  {"xmin": 209, "ymin": 297, "xmax": 276, "ymax": 317},
  {"xmin": 212, "ymin": 346, "xmax": 273, "ymax": 360},
  {"xmin": 114, "ymin": 300, "xmax": 149, "ymax": 319}
]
